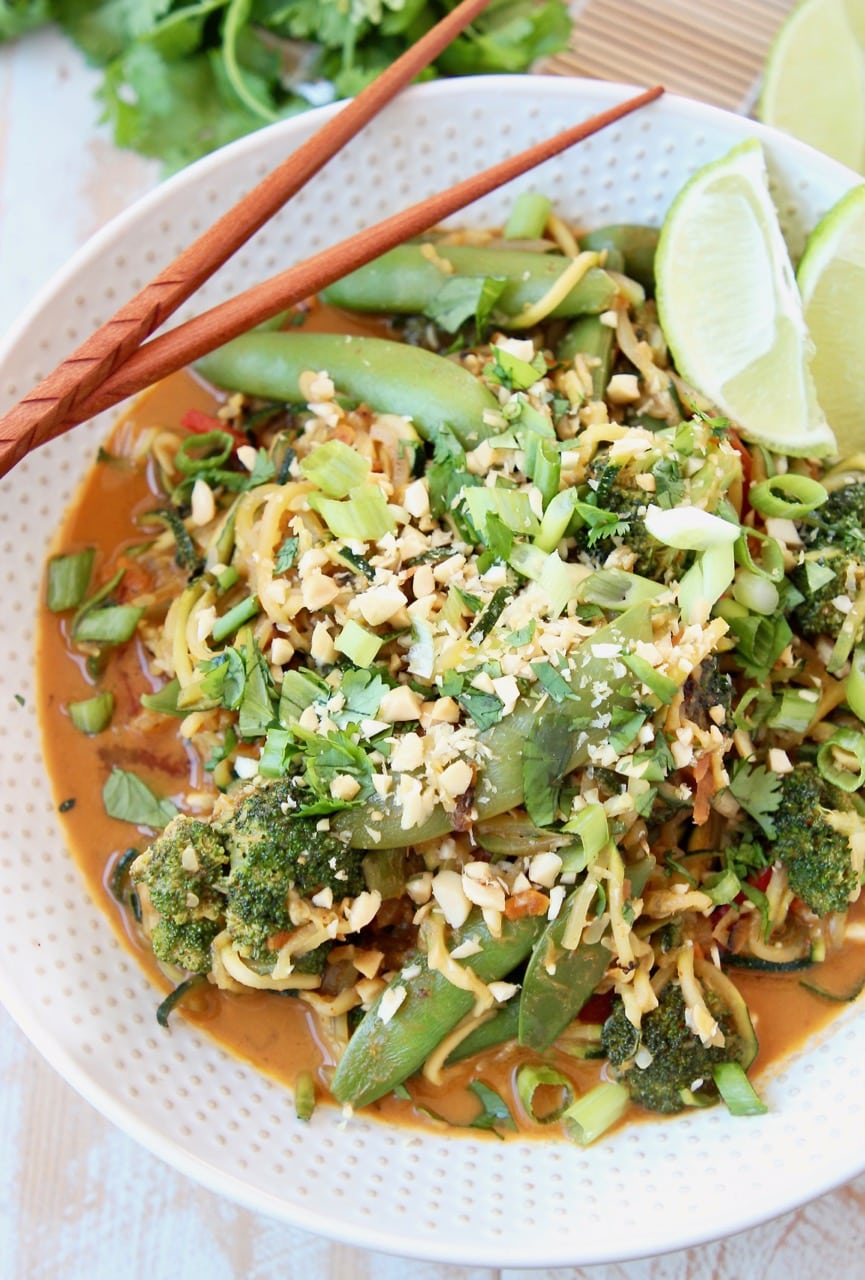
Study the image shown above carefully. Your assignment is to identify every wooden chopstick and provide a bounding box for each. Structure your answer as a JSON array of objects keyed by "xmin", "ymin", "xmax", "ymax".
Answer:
[
  {"xmin": 0, "ymin": 0, "xmax": 492, "ymax": 478},
  {"xmin": 36, "ymin": 85, "xmax": 664, "ymax": 441}
]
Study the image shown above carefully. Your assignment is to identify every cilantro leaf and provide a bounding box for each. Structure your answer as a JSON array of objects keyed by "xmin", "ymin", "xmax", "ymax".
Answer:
[
  {"xmin": 274, "ymin": 534, "xmax": 299, "ymax": 574},
  {"xmin": 458, "ymin": 688, "xmax": 504, "ymax": 731},
  {"xmin": 727, "ymin": 760, "xmax": 782, "ymax": 838}
]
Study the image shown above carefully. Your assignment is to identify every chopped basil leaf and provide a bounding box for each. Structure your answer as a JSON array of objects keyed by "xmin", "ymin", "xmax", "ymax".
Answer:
[{"xmin": 102, "ymin": 767, "xmax": 178, "ymax": 829}]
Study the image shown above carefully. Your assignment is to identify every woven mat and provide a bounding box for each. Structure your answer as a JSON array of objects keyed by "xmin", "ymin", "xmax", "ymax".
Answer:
[{"xmin": 544, "ymin": 0, "xmax": 797, "ymax": 113}]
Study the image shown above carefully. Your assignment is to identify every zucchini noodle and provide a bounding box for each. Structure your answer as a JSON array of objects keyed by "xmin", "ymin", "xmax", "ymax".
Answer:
[{"xmin": 48, "ymin": 198, "xmax": 865, "ymax": 1139}]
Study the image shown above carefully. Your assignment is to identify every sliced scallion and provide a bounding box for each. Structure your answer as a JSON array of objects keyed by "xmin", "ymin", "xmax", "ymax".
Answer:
[
  {"xmin": 560, "ymin": 1080, "xmax": 630, "ymax": 1145},
  {"xmin": 515, "ymin": 1063, "xmax": 574, "ymax": 1124},
  {"xmin": 309, "ymin": 484, "xmax": 396, "ymax": 541},
  {"xmin": 535, "ymin": 487, "xmax": 578, "ymax": 552},
  {"xmin": 734, "ymin": 529, "xmax": 785, "ymax": 584},
  {"xmin": 46, "ymin": 548, "xmax": 95, "ymax": 612},
  {"xmin": 174, "ymin": 429, "xmax": 235, "ymax": 475},
  {"xmin": 816, "ymin": 727, "xmax": 865, "ymax": 792},
  {"xmin": 748, "ymin": 473, "xmax": 828, "ymax": 518},
  {"xmin": 211, "ymin": 594, "xmax": 261, "ymax": 644},
  {"xmin": 68, "ymin": 690, "xmax": 115, "ymax": 734},
  {"xmin": 846, "ymin": 647, "xmax": 865, "ymax": 723},
  {"xmin": 335, "ymin": 620, "xmax": 383, "ymax": 668},
  {"xmin": 578, "ymin": 567, "xmax": 665, "ymax": 613},
  {"xmin": 731, "ymin": 568, "xmax": 780, "ymax": 616},
  {"xmin": 503, "ymin": 190, "xmax": 552, "ymax": 240},
  {"xmin": 711, "ymin": 1061, "xmax": 767, "ymax": 1116},
  {"xmin": 465, "ymin": 485, "xmax": 540, "ymax": 538},
  {"xmin": 140, "ymin": 678, "xmax": 183, "ymax": 717},
  {"xmin": 621, "ymin": 651, "xmax": 679, "ymax": 704},
  {"xmin": 765, "ymin": 687, "xmax": 817, "ymax": 735},
  {"xmin": 294, "ymin": 1070, "xmax": 317, "ymax": 1122},
  {"xmin": 73, "ymin": 604, "xmax": 144, "ymax": 645},
  {"xmin": 300, "ymin": 439, "xmax": 371, "ymax": 498},
  {"xmin": 562, "ymin": 802, "xmax": 609, "ymax": 863}
]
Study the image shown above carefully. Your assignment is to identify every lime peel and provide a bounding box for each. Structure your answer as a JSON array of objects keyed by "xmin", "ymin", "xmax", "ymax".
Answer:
[
  {"xmin": 759, "ymin": 0, "xmax": 865, "ymax": 173},
  {"xmin": 655, "ymin": 138, "xmax": 836, "ymax": 458},
  {"xmin": 797, "ymin": 183, "xmax": 865, "ymax": 458}
]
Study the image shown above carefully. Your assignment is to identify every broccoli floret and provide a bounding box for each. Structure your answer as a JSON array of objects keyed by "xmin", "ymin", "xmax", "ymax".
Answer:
[
  {"xmin": 575, "ymin": 424, "xmax": 741, "ymax": 582},
  {"xmin": 791, "ymin": 548, "xmax": 859, "ymax": 639},
  {"xmin": 601, "ymin": 981, "xmax": 743, "ymax": 1114},
  {"xmin": 575, "ymin": 455, "xmax": 685, "ymax": 580},
  {"xmin": 772, "ymin": 764, "xmax": 863, "ymax": 917},
  {"xmin": 215, "ymin": 778, "xmax": 367, "ymax": 962},
  {"xmin": 681, "ymin": 655, "xmax": 733, "ymax": 730},
  {"xmin": 792, "ymin": 484, "xmax": 865, "ymax": 639},
  {"xmin": 150, "ymin": 916, "xmax": 223, "ymax": 974},
  {"xmin": 131, "ymin": 815, "xmax": 229, "ymax": 973},
  {"xmin": 805, "ymin": 482, "xmax": 865, "ymax": 555}
]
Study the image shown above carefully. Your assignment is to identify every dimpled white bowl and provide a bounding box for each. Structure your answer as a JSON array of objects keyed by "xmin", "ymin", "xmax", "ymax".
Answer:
[{"xmin": 0, "ymin": 76, "xmax": 861, "ymax": 1267}]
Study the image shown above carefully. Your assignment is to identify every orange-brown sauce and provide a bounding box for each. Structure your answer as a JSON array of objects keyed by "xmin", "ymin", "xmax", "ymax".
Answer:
[{"xmin": 35, "ymin": 357, "xmax": 865, "ymax": 1137}]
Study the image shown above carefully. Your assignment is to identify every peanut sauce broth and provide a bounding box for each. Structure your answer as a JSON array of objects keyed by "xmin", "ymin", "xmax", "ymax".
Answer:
[{"xmin": 34, "ymin": 324, "xmax": 865, "ymax": 1138}]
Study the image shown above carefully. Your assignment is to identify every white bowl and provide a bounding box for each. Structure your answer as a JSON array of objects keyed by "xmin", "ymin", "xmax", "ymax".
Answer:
[{"xmin": 0, "ymin": 76, "xmax": 861, "ymax": 1268}]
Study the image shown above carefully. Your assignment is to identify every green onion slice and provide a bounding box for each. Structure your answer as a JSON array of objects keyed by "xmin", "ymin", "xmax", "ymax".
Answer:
[
  {"xmin": 711, "ymin": 1061, "xmax": 767, "ymax": 1116},
  {"xmin": 621, "ymin": 651, "xmax": 679, "ymax": 704},
  {"xmin": 560, "ymin": 1081, "xmax": 630, "ymax": 1145},
  {"xmin": 734, "ymin": 528, "xmax": 785, "ymax": 584},
  {"xmin": 211, "ymin": 594, "xmax": 261, "ymax": 644},
  {"xmin": 309, "ymin": 484, "xmax": 396, "ymax": 541},
  {"xmin": 68, "ymin": 690, "xmax": 115, "ymax": 734},
  {"xmin": 294, "ymin": 1070, "xmax": 317, "ymax": 1122},
  {"xmin": 46, "ymin": 549, "xmax": 95, "ymax": 612},
  {"xmin": 174, "ymin": 430, "xmax": 235, "ymax": 475},
  {"xmin": 816, "ymin": 727, "xmax": 865, "ymax": 792},
  {"xmin": 73, "ymin": 604, "xmax": 144, "ymax": 645},
  {"xmin": 515, "ymin": 1064, "xmax": 575, "ymax": 1124},
  {"xmin": 846, "ymin": 648, "xmax": 865, "ymax": 724},
  {"xmin": 748, "ymin": 474, "xmax": 828, "ymax": 518},
  {"xmin": 300, "ymin": 439, "xmax": 371, "ymax": 498}
]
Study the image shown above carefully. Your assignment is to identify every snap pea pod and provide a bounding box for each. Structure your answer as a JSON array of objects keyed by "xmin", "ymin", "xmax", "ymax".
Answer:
[
  {"xmin": 518, "ymin": 858, "xmax": 655, "ymax": 1052},
  {"xmin": 579, "ymin": 224, "xmax": 660, "ymax": 292},
  {"xmin": 444, "ymin": 995, "xmax": 520, "ymax": 1065},
  {"xmin": 196, "ymin": 332, "xmax": 499, "ymax": 450},
  {"xmin": 330, "ymin": 911, "xmax": 544, "ymax": 1109},
  {"xmin": 556, "ymin": 315, "xmax": 615, "ymax": 399},
  {"xmin": 334, "ymin": 604, "xmax": 653, "ymax": 849},
  {"xmin": 319, "ymin": 244, "xmax": 620, "ymax": 322}
]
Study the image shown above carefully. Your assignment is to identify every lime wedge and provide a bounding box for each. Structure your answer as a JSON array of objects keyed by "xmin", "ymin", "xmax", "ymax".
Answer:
[
  {"xmin": 797, "ymin": 183, "xmax": 865, "ymax": 457},
  {"xmin": 655, "ymin": 138, "xmax": 836, "ymax": 457},
  {"xmin": 759, "ymin": 0, "xmax": 865, "ymax": 173}
]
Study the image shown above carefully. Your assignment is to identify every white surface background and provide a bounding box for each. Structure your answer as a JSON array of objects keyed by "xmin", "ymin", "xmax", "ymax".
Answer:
[{"xmin": 4, "ymin": 23, "xmax": 865, "ymax": 1280}]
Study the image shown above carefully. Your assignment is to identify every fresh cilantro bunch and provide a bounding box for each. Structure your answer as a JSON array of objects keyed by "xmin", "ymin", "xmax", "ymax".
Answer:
[{"xmin": 4, "ymin": 0, "xmax": 572, "ymax": 173}]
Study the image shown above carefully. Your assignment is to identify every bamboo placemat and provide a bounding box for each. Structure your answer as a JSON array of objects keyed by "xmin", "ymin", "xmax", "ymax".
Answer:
[{"xmin": 544, "ymin": 0, "xmax": 798, "ymax": 113}]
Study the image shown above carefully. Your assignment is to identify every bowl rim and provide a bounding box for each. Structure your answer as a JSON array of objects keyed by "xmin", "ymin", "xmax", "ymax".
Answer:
[{"xmin": 1, "ymin": 74, "xmax": 864, "ymax": 1267}]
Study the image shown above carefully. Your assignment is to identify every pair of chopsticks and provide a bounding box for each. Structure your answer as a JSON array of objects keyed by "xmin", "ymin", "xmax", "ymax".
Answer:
[{"xmin": 0, "ymin": 0, "xmax": 663, "ymax": 480}]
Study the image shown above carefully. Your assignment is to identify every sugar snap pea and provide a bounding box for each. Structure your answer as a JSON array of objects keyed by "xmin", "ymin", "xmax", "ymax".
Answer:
[
  {"xmin": 444, "ymin": 995, "xmax": 520, "ymax": 1065},
  {"xmin": 556, "ymin": 315, "xmax": 615, "ymax": 399},
  {"xmin": 196, "ymin": 332, "xmax": 499, "ymax": 450},
  {"xmin": 319, "ymin": 244, "xmax": 620, "ymax": 323},
  {"xmin": 330, "ymin": 911, "xmax": 544, "ymax": 1109},
  {"xmin": 518, "ymin": 858, "xmax": 655, "ymax": 1051},
  {"xmin": 579, "ymin": 224, "xmax": 660, "ymax": 292}
]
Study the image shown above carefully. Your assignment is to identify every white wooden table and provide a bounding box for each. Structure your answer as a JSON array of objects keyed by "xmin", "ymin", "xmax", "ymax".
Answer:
[{"xmin": 3, "ymin": 23, "xmax": 865, "ymax": 1280}]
